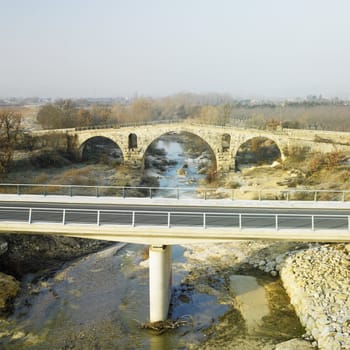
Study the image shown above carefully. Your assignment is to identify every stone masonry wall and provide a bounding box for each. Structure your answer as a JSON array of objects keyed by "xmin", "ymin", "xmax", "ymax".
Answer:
[
  {"xmin": 279, "ymin": 245, "xmax": 350, "ymax": 349},
  {"xmin": 34, "ymin": 122, "xmax": 350, "ymax": 173}
]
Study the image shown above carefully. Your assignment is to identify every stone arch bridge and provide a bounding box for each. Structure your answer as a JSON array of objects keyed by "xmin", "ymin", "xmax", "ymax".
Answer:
[{"xmin": 33, "ymin": 122, "xmax": 350, "ymax": 174}]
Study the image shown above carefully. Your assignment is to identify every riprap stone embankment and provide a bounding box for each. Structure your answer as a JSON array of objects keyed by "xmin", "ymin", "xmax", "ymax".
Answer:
[{"xmin": 279, "ymin": 244, "xmax": 350, "ymax": 349}]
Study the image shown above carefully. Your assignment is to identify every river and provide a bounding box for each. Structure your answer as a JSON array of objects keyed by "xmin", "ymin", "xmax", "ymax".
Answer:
[{"xmin": 1, "ymin": 137, "xmax": 304, "ymax": 349}]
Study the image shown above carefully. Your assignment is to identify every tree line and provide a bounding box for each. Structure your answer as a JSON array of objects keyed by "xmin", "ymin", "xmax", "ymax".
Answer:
[{"xmin": 35, "ymin": 95, "xmax": 350, "ymax": 132}]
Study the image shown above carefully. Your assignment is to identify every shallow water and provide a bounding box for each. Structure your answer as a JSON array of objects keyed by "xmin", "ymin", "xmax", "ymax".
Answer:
[
  {"xmin": 150, "ymin": 139, "xmax": 207, "ymax": 198},
  {"xmin": 2, "ymin": 244, "xmax": 229, "ymax": 349}
]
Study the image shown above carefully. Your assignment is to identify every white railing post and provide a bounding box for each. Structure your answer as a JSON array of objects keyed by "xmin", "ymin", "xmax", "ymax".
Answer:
[
  {"xmin": 132, "ymin": 211, "xmax": 135, "ymax": 227},
  {"xmin": 314, "ymin": 191, "xmax": 318, "ymax": 202},
  {"xmin": 62, "ymin": 209, "xmax": 66, "ymax": 225},
  {"xmin": 28, "ymin": 208, "xmax": 32, "ymax": 224},
  {"xmin": 275, "ymin": 214, "xmax": 279, "ymax": 231},
  {"xmin": 203, "ymin": 213, "xmax": 206, "ymax": 229},
  {"xmin": 312, "ymin": 215, "xmax": 315, "ymax": 231},
  {"xmin": 168, "ymin": 212, "xmax": 171, "ymax": 228},
  {"xmin": 239, "ymin": 214, "xmax": 242, "ymax": 230},
  {"xmin": 97, "ymin": 210, "xmax": 100, "ymax": 226}
]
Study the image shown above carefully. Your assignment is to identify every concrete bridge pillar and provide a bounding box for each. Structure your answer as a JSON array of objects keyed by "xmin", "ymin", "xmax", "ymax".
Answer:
[{"xmin": 149, "ymin": 245, "xmax": 172, "ymax": 322}]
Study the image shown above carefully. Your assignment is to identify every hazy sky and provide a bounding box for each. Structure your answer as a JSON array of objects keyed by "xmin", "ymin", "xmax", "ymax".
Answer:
[{"xmin": 1, "ymin": 0, "xmax": 350, "ymax": 99}]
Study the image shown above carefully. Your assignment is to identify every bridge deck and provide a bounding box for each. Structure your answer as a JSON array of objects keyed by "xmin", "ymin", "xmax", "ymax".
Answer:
[
  {"xmin": 0, "ymin": 197, "xmax": 349, "ymax": 244},
  {"xmin": 1, "ymin": 221, "xmax": 349, "ymax": 244}
]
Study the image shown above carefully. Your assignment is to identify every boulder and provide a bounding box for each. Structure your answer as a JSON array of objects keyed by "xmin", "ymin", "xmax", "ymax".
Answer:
[
  {"xmin": 177, "ymin": 168, "xmax": 187, "ymax": 176},
  {"xmin": 0, "ymin": 272, "xmax": 20, "ymax": 313}
]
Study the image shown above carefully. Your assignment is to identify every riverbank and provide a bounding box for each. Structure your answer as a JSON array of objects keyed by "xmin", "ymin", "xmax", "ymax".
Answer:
[
  {"xmin": 182, "ymin": 241, "xmax": 350, "ymax": 349},
  {"xmin": 181, "ymin": 241, "xmax": 308, "ymax": 349},
  {"xmin": 0, "ymin": 234, "xmax": 113, "ymax": 316}
]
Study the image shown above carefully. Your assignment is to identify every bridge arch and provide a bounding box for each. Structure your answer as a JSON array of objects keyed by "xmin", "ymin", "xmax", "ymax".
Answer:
[
  {"xmin": 234, "ymin": 135, "xmax": 283, "ymax": 168},
  {"xmin": 142, "ymin": 130, "xmax": 218, "ymax": 171},
  {"xmin": 79, "ymin": 136, "xmax": 124, "ymax": 162}
]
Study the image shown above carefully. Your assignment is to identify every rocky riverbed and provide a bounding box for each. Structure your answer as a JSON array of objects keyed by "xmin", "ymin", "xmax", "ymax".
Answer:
[
  {"xmin": 182, "ymin": 241, "xmax": 350, "ymax": 349},
  {"xmin": 1, "ymin": 235, "xmax": 350, "ymax": 349},
  {"xmin": 182, "ymin": 241, "xmax": 307, "ymax": 349}
]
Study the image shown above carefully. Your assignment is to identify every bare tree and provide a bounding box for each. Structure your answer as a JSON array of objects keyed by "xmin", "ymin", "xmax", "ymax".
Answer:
[{"xmin": 0, "ymin": 110, "xmax": 22, "ymax": 176}]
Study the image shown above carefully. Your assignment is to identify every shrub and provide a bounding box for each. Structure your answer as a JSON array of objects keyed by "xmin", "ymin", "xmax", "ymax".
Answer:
[
  {"xmin": 324, "ymin": 151, "xmax": 345, "ymax": 169},
  {"xmin": 306, "ymin": 153, "xmax": 324, "ymax": 175}
]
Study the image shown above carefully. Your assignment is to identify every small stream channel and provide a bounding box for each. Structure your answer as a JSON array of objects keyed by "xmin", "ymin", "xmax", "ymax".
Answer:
[{"xmin": 1, "ymin": 136, "xmax": 304, "ymax": 349}]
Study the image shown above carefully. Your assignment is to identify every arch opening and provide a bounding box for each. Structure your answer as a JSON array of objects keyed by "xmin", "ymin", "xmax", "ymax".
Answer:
[
  {"xmin": 80, "ymin": 136, "xmax": 124, "ymax": 164},
  {"xmin": 128, "ymin": 133, "xmax": 138, "ymax": 149},
  {"xmin": 143, "ymin": 131, "xmax": 217, "ymax": 187},
  {"xmin": 236, "ymin": 137, "xmax": 281, "ymax": 170}
]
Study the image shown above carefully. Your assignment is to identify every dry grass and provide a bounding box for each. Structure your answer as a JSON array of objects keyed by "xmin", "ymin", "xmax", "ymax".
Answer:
[
  {"xmin": 49, "ymin": 166, "xmax": 106, "ymax": 186},
  {"xmin": 31, "ymin": 173, "xmax": 49, "ymax": 184}
]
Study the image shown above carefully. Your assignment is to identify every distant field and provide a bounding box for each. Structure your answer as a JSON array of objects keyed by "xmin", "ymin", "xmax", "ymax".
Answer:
[{"xmin": 0, "ymin": 105, "xmax": 41, "ymax": 130}]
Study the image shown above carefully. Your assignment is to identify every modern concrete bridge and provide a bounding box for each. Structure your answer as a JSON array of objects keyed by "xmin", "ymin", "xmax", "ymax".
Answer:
[
  {"xmin": 1, "ymin": 193, "xmax": 350, "ymax": 322},
  {"xmin": 31, "ymin": 121, "xmax": 350, "ymax": 173}
]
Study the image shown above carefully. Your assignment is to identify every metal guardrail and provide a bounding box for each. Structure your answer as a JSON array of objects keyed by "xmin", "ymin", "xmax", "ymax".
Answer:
[
  {"xmin": 0, "ymin": 206, "xmax": 349, "ymax": 231},
  {"xmin": 0, "ymin": 183, "xmax": 350, "ymax": 202}
]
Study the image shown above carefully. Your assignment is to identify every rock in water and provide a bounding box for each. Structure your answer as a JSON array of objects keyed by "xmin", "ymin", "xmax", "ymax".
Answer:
[{"xmin": 177, "ymin": 168, "xmax": 187, "ymax": 176}]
